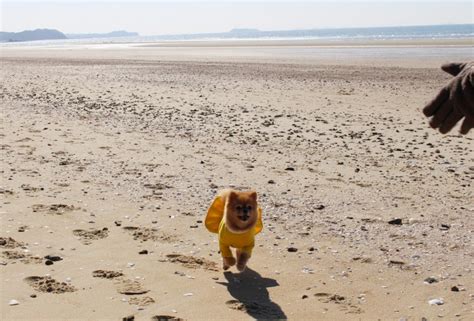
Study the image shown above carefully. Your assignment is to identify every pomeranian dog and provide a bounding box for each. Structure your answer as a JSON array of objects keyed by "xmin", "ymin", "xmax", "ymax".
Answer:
[{"xmin": 205, "ymin": 189, "xmax": 263, "ymax": 272}]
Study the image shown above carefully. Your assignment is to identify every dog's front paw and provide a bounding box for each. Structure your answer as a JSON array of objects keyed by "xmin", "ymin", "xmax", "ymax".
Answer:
[
  {"xmin": 223, "ymin": 257, "xmax": 236, "ymax": 270},
  {"xmin": 236, "ymin": 252, "xmax": 249, "ymax": 272}
]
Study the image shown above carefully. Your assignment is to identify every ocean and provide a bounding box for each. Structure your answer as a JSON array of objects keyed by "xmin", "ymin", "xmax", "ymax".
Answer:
[{"xmin": 2, "ymin": 24, "xmax": 473, "ymax": 47}]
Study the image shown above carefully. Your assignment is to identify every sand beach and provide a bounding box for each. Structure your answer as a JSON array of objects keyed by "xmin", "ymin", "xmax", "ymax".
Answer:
[{"xmin": 1, "ymin": 40, "xmax": 473, "ymax": 320}]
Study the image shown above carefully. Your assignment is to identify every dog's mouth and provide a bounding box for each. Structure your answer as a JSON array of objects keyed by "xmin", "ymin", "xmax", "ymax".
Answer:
[{"xmin": 238, "ymin": 214, "xmax": 250, "ymax": 222}]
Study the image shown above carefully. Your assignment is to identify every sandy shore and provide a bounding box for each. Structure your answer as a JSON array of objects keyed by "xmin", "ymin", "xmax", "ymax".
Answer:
[
  {"xmin": 2, "ymin": 38, "xmax": 473, "ymax": 67},
  {"xmin": 1, "ymin": 45, "xmax": 473, "ymax": 320}
]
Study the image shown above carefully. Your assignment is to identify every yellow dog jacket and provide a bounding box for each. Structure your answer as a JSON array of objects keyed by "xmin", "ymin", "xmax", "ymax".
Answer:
[{"xmin": 205, "ymin": 194, "xmax": 263, "ymax": 258}]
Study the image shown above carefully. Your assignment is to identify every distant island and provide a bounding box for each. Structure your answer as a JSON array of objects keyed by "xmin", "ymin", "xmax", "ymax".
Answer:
[
  {"xmin": 66, "ymin": 30, "xmax": 139, "ymax": 39},
  {"xmin": 153, "ymin": 24, "xmax": 474, "ymax": 41},
  {"xmin": 0, "ymin": 29, "xmax": 139, "ymax": 42},
  {"xmin": 1, "ymin": 24, "xmax": 472, "ymax": 43},
  {"xmin": 0, "ymin": 29, "xmax": 67, "ymax": 42}
]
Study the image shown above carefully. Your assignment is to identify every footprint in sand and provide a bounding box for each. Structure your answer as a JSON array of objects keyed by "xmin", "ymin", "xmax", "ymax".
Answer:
[
  {"xmin": 115, "ymin": 279, "xmax": 149, "ymax": 295},
  {"xmin": 314, "ymin": 293, "xmax": 362, "ymax": 314},
  {"xmin": 92, "ymin": 270, "xmax": 149, "ymax": 296},
  {"xmin": 0, "ymin": 188, "xmax": 14, "ymax": 196},
  {"xmin": 32, "ymin": 204, "xmax": 78, "ymax": 215},
  {"xmin": 225, "ymin": 299, "xmax": 247, "ymax": 311},
  {"xmin": 15, "ymin": 137, "xmax": 33, "ymax": 143},
  {"xmin": 21, "ymin": 184, "xmax": 43, "ymax": 192},
  {"xmin": 0, "ymin": 236, "xmax": 24, "ymax": 249},
  {"xmin": 225, "ymin": 299, "xmax": 283, "ymax": 317},
  {"xmin": 73, "ymin": 227, "xmax": 109, "ymax": 244},
  {"xmin": 164, "ymin": 253, "xmax": 218, "ymax": 271},
  {"xmin": 24, "ymin": 276, "xmax": 76, "ymax": 293},
  {"xmin": 128, "ymin": 296, "xmax": 155, "ymax": 306},
  {"xmin": 92, "ymin": 270, "xmax": 124, "ymax": 279},
  {"xmin": 123, "ymin": 226, "xmax": 177, "ymax": 243},
  {"xmin": 2, "ymin": 250, "xmax": 43, "ymax": 264}
]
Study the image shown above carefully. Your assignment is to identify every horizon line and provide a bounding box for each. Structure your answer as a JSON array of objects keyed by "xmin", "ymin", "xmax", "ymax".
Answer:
[{"xmin": 2, "ymin": 23, "xmax": 473, "ymax": 35}]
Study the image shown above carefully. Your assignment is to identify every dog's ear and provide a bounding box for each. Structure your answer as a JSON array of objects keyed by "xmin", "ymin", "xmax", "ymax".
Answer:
[
  {"xmin": 205, "ymin": 195, "xmax": 225, "ymax": 233},
  {"xmin": 228, "ymin": 190, "xmax": 237, "ymax": 201},
  {"xmin": 249, "ymin": 191, "xmax": 257, "ymax": 201}
]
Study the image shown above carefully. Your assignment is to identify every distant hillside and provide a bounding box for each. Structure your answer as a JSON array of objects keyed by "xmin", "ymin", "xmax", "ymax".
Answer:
[
  {"xmin": 0, "ymin": 29, "xmax": 67, "ymax": 42},
  {"xmin": 153, "ymin": 24, "xmax": 474, "ymax": 41},
  {"xmin": 66, "ymin": 30, "xmax": 139, "ymax": 39}
]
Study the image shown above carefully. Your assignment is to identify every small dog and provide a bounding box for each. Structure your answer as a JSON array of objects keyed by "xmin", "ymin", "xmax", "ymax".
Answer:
[{"xmin": 205, "ymin": 189, "xmax": 263, "ymax": 272}]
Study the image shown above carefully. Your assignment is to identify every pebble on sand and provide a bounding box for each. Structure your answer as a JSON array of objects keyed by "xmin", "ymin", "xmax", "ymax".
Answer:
[
  {"xmin": 44, "ymin": 255, "xmax": 63, "ymax": 262},
  {"xmin": 428, "ymin": 298, "xmax": 444, "ymax": 305},
  {"xmin": 9, "ymin": 299, "xmax": 19, "ymax": 306},
  {"xmin": 388, "ymin": 218, "xmax": 403, "ymax": 225},
  {"xmin": 440, "ymin": 224, "xmax": 450, "ymax": 230},
  {"xmin": 424, "ymin": 277, "xmax": 438, "ymax": 284}
]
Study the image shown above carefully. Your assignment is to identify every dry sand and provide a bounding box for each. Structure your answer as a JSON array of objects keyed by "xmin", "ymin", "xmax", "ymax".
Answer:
[{"xmin": 1, "ymin": 42, "xmax": 473, "ymax": 320}]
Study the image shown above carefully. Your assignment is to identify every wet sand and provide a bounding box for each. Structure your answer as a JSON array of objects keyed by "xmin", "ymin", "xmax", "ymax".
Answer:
[
  {"xmin": 1, "ymin": 43, "xmax": 473, "ymax": 320},
  {"xmin": 2, "ymin": 38, "xmax": 473, "ymax": 67}
]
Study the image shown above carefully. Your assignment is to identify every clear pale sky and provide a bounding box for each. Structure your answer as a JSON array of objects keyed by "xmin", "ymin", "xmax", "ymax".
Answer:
[{"xmin": 1, "ymin": 1, "xmax": 473, "ymax": 35}]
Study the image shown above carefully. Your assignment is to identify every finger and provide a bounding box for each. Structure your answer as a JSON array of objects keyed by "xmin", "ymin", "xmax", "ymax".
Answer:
[
  {"xmin": 452, "ymin": 78, "xmax": 473, "ymax": 135},
  {"xmin": 423, "ymin": 87, "xmax": 449, "ymax": 117},
  {"xmin": 441, "ymin": 62, "xmax": 466, "ymax": 76},
  {"xmin": 458, "ymin": 74, "xmax": 474, "ymax": 119},
  {"xmin": 439, "ymin": 110, "xmax": 463, "ymax": 134},
  {"xmin": 460, "ymin": 117, "xmax": 474, "ymax": 134},
  {"xmin": 429, "ymin": 101, "xmax": 453, "ymax": 129},
  {"xmin": 438, "ymin": 76, "xmax": 463, "ymax": 134}
]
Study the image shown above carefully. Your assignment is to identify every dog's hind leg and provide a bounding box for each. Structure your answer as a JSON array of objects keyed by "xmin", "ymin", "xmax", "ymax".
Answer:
[
  {"xmin": 220, "ymin": 243, "xmax": 235, "ymax": 270},
  {"xmin": 236, "ymin": 249, "xmax": 250, "ymax": 272}
]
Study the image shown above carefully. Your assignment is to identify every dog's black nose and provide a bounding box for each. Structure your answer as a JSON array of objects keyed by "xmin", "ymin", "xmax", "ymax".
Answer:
[{"xmin": 239, "ymin": 214, "xmax": 249, "ymax": 221}]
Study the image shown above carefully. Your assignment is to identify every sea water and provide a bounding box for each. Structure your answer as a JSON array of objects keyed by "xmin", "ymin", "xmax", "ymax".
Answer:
[{"xmin": 2, "ymin": 24, "xmax": 473, "ymax": 47}]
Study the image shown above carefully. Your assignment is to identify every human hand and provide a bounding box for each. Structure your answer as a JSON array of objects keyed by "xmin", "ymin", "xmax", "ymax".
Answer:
[{"xmin": 423, "ymin": 62, "xmax": 474, "ymax": 134}]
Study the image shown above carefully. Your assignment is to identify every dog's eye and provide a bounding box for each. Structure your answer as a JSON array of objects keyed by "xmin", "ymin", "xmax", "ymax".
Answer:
[
  {"xmin": 236, "ymin": 205, "xmax": 242, "ymax": 211},
  {"xmin": 247, "ymin": 205, "xmax": 252, "ymax": 211}
]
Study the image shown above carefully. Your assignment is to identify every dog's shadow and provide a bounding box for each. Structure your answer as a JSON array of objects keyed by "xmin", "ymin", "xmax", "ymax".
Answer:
[{"xmin": 216, "ymin": 268, "xmax": 287, "ymax": 320}]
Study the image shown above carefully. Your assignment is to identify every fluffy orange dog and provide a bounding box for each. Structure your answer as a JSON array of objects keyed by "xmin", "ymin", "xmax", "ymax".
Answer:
[{"xmin": 205, "ymin": 189, "xmax": 263, "ymax": 271}]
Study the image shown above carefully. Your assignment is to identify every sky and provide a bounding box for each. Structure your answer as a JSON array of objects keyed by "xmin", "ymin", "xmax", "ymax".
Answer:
[{"xmin": 1, "ymin": 1, "xmax": 473, "ymax": 35}]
